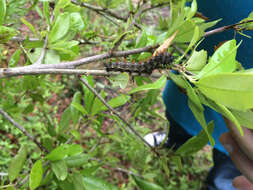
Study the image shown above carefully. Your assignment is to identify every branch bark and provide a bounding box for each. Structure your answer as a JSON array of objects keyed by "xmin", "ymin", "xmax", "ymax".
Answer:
[
  {"xmin": 0, "ymin": 68, "xmax": 161, "ymax": 78},
  {"xmin": 0, "ymin": 108, "xmax": 46, "ymax": 152},
  {"xmin": 204, "ymin": 20, "xmax": 253, "ymax": 37},
  {"xmin": 79, "ymin": 77, "xmax": 159, "ymax": 156},
  {"xmin": 0, "ymin": 45, "xmax": 157, "ymax": 78}
]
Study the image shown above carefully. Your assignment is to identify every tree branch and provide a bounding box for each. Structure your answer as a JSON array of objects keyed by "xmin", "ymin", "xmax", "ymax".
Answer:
[
  {"xmin": 0, "ymin": 45, "xmax": 157, "ymax": 78},
  {"xmin": 70, "ymin": 0, "xmax": 141, "ymax": 29},
  {"xmin": 0, "ymin": 68, "xmax": 161, "ymax": 78},
  {"xmin": 79, "ymin": 77, "xmax": 159, "ymax": 156},
  {"xmin": 0, "ymin": 108, "xmax": 46, "ymax": 152},
  {"xmin": 204, "ymin": 19, "xmax": 253, "ymax": 37}
]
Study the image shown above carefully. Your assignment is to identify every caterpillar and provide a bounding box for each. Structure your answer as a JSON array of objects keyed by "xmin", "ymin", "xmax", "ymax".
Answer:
[{"xmin": 104, "ymin": 52, "xmax": 174, "ymax": 75}]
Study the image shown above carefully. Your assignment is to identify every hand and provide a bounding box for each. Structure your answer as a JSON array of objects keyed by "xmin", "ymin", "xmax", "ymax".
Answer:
[{"xmin": 220, "ymin": 118, "xmax": 253, "ymax": 190}]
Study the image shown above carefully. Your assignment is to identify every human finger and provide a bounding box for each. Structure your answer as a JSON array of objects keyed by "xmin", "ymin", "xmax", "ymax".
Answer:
[
  {"xmin": 220, "ymin": 132, "xmax": 253, "ymax": 184},
  {"xmin": 233, "ymin": 176, "xmax": 253, "ymax": 190},
  {"xmin": 223, "ymin": 118, "xmax": 253, "ymax": 161}
]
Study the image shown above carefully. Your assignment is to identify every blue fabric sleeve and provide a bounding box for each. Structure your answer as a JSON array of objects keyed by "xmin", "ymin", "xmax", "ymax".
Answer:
[{"xmin": 163, "ymin": 1, "xmax": 253, "ymax": 154}]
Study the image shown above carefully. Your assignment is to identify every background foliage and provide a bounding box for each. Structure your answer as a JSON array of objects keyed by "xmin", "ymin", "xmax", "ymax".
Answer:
[{"xmin": 1, "ymin": 0, "xmax": 253, "ymax": 189}]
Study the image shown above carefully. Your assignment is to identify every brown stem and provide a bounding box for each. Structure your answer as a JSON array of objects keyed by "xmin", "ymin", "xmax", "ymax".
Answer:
[
  {"xmin": 0, "ymin": 108, "xmax": 46, "ymax": 152},
  {"xmin": 79, "ymin": 77, "xmax": 160, "ymax": 156},
  {"xmin": 204, "ymin": 20, "xmax": 253, "ymax": 37}
]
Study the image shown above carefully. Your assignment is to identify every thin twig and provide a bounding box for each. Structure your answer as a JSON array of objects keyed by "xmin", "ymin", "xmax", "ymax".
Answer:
[
  {"xmin": 0, "ymin": 108, "xmax": 46, "ymax": 152},
  {"xmin": 11, "ymin": 36, "xmax": 39, "ymax": 42},
  {"xmin": 71, "ymin": 0, "xmax": 126, "ymax": 22},
  {"xmin": 89, "ymin": 157, "xmax": 141, "ymax": 177},
  {"xmin": 0, "ymin": 68, "xmax": 161, "ymax": 78},
  {"xmin": 70, "ymin": 0, "xmax": 141, "ymax": 29},
  {"xmin": 33, "ymin": 35, "xmax": 48, "ymax": 65},
  {"xmin": 204, "ymin": 19, "xmax": 253, "ymax": 37},
  {"xmin": 79, "ymin": 77, "xmax": 159, "ymax": 156},
  {"xmin": 33, "ymin": 15, "xmax": 54, "ymax": 65},
  {"xmin": 172, "ymin": 44, "xmax": 189, "ymax": 59},
  {"xmin": 141, "ymin": 2, "xmax": 170, "ymax": 14}
]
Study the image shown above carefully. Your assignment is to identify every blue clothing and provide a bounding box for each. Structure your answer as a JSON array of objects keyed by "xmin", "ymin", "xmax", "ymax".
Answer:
[{"xmin": 163, "ymin": 1, "xmax": 253, "ymax": 154}]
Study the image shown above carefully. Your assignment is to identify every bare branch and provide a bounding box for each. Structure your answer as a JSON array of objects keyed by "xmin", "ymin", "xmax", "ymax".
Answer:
[
  {"xmin": 70, "ymin": 0, "xmax": 141, "ymax": 29},
  {"xmin": 33, "ymin": 15, "xmax": 53, "ymax": 65},
  {"xmin": 0, "ymin": 68, "xmax": 162, "ymax": 78},
  {"xmin": 11, "ymin": 36, "xmax": 39, "ymax": 42},
  {"xmin": 204, "ymin": 19, "xmax": 253, "ymax": 37},
  {"xmin": 0, "ymin": 108, "xmax": 46, "ymax": 152},
  {"xmin": 0, "ymin": 45, "xmax": 157, "ymax": 78},
  {"xmin": 79, "ymin": 77, "xmax": 159, "ymax": 156},
  {"xmin": 141, "ymin": 2, "xmax": 170, "ymax": 14},
  {"xmin": 33, "ymin": 35, "xmax": 48, "ymax": 65},
  {"xmin": 71, "ymin": 0, "xmax": 126, "ymax": 22}
]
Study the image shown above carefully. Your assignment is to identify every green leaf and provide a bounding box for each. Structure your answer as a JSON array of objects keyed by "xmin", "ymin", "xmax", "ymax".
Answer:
[
  {"xmin": 230, "ymin": 109, "xmax": 253, "ymax": 129},
  {"xmin": 0, "ymin": 0, "xmax": 6, "ymax": 25},
  {"xmin": 239, "ymin": 11, "xmax": 253, "ymax": 30},
  {"xmin": 83, "ymin": 176, "xmax": 119, "ymax": 190},
  {"xmin": 215, "ymin": 103, "xmax": 243, "ymax": 135},
  {"xmin": 30, "ymin": 160, "xmax": 43, "ymax": 190},
  {"xmin": 8, "ymin": 146, "xmax": 27, "ymax": 182},
  {"xmin": 186, "ymin": 50, "xmax": 207, "ymax": 71},
  {"xmin": 65, "ymin": 154, "xmax": 89, "ymax": 167},
  {"xmin": 129, "ymin": 75, "xmax": 166, "ymax": 94},
  {"xmin": 0, "ymin": 26, "xmax": 19, "ymax": 43},
  {"xmin": 49, "ymin": 40, "xmax": 79, "ymax": 60},
  {"xmin": 171, "ymin": 156, "xmax": 183, "ymax": 171},
  {"xmin": 70, "ymin": 12, "xmax": 85, "ymax": 32},
  {"xmin": 128, "ymin": 0, "xmax": 134, "ymax": 11},
  {"xmin": 185, "ymin": 81, "xmax": 204, "ymax": 112},
  {"xmin": 176, "ymin": 121, "xmax": 214, "ymax": 155},
  {"xmin": 20, "ymin": 18, "xmax": 40, "ymax": 38},
  {"xmin": 82, "ymin": 164, "xmax": 103, "ymax": 176},
  {"xmin": 198, "ymin": 93, "xmax": 243, "ymax": 135},
  {"xmin": 186, "ymin": 0, "xmax": 197, "ymax": 19},
  {"xmin": 167, "ymin": 72, "xmax": 188, "ymax": 89},
  {"xmin": 43, "ymin": 1, "xmax": 50, "ymax": 25},
  {"xmin": 188, "ymin": 26, "xmax": 200, "ymax": 48},
  {"xmin": 9, "ymin": 49, "xmax": 22, "ymax": 67},
  {"xmin": 72, "ymin": 173, "xmax": 86, "ymax": 190},
  {"xmin": 54, "ymin": 0, "xmax": 70, "ymax": 18},
  {"xmin": 42, "ymin": 137, "xmax": 54, "ymax": 152},
  {"xmin": 174, "ymin": 20, "xmax": 195, "ymax": 43},
  {"xmin": 188, "ymin": 100, "xmax": 215, "ymax": 146},
  {"xmin": 71, "ymin": 102, "xmax": 88, "ymax": 115},
  {"xmin": 46, "ymin": 115, "xmax": 57, "ymax": 137},
  {"xmin": 27, "ymin": 48, "xmax": 60, "ymax": 64},
  {"xmin": 133, "ymin": 176, "xmax": 164, "ymax": 190},
  {"xmin": 70, "ymin": 129, "xmax": 81, "ymax": 140},
  {"xmin": 51, "ymin": 160, "xmax": 68, "ymax": 181},
  {"xmin": 136, "ymin": 30, "xmax": 147, "ymax": 48},
  {"xmin": 196, "ymin": 40, "xmax": 238, "ymax": 79},
  {"xmin": 198, "ymin": 19, "xmax": 221, "ymax": 33},
  {"xmin": 91, "ymin": 90, "xmax": 106, "ymax": 115},
  {"xmin": 71, "ymin": 91, "xmax": 82, "ymax": 125},
  {"xmin": 196, "ymin": 73, "xmax": 253, "ymax": 111},
  {"xmin": 67, "ymin": 144, "xmax": 83, "ymax": 156},
  {"xmin": 82, "ymin": 75, "xmax": 95, "ymax": 113},
  {"xmin": 59, "ymin": 106, "xmax": 72, "ymax": 133},
  {"xmin": 100, "ymin": 95, "xmax": 130, "ymax": 112},
  {"xmin": 46, "ymin": 145, "xmax": 68, "ymax": 161},
  {"xmin": 49, "ymin": 13, "xmax": 70, "ymax": 43},
  {"xmin": 168, "ymin": 72, "xmax": 203, "ymax": 111},
  {"xmin": 109, "ymin": 72, "xmax": 129, "ymax": 89}
]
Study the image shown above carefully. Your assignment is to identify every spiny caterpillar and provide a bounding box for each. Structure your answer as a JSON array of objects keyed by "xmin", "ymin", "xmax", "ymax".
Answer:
[{"xmin": 104, "ymin": 52, "xmax": 174, "ymax": 74}]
